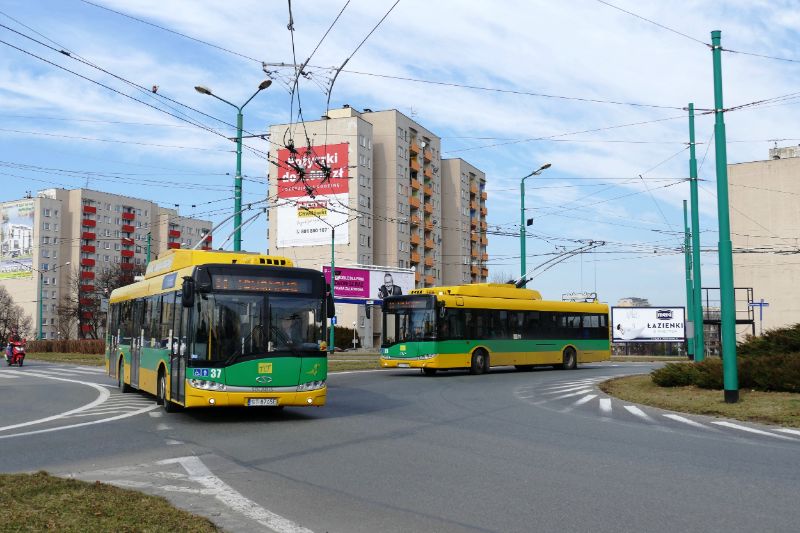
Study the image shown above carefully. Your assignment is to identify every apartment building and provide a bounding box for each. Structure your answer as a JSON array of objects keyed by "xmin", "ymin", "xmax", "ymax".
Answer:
[
  {"xmin": 267, "ymin": 106, "xmax": 488, "ymax": 346},
  {"xmin": 728, "ymin": 146, "xmax": 800, "ymax": 336},
  {"xmin": 0, "ymin": 188, "xmax": 212, "ymax": 340}
]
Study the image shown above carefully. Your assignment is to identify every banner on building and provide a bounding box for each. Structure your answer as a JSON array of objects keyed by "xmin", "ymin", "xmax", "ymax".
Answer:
[
  {"xmin": 323, "ymin": 266, "xmax": 415, "ymax": 301},
  {"xmin": 611, "ymin": 307, "xmax": 686, "ymax": 342},
  {"xmin": 275, "ymin": 143, "xmax": 350, "ymax": 248},
  {"xmin": 0, "ymin": 199, "xmax": 35, "ymax": 279}
]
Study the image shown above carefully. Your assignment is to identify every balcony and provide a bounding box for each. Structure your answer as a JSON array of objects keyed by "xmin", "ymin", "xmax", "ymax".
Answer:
[
  {"xmin": 480, "ymin": 206, "xmax": 487, "ymax": 216},
  {"xmin": 80, "ymin": 324, "xmax": 93, "ymax": 334},
  {"xmin": 410, "ymin": 214, "xmax": 420, "ymax": 226},
  {"xmin": 121, "ymin": 212, "xmax": 135, "ymax": 221},
  {"xmin": 410, "ymin": 178, "xmax": 420, "ymax": 190},
  {"xmin": 424, "ymin": 256, "xmax": 434, "ymax": 267},
  {"xmin": 481, "ymin": 268, "xmax": 489, "ymax": 278},
  {"xmin": 82, "ymin": 205, "xmax": 96, "ymax": 214},
  {"xmin": 201, "ymin": 245, "xmax": 212, "ymax": 251},
  {"xmin": 471, "ymin": 250, "xmax": 478, "ymax": 259},
  {"xmin": 424, "ymin": 275, "xmax": 434, "ymax": 285},
  {"xmin": 410, "ymin": 159, "xmax": 420, "ymax": 172},
  {"xmin": 423, "ymin": 167, "xmax": 433, "ymax": 179},
  {"xmin": 81, "ymin": 311, "xmax": 93, "ymax": 320},
  {"xmin": 481, "ymin": 191, "xmax": 488, "ymax": 201},
  {"xmin": 121, "ymin": 224, "xmax": 135, "ymax": 233},
  {"xmin": 471, "ymin": 265, "xmax": 479, "ymax": 275},
  {"xmin": 81, "ymin": 231, "xmax": 96, "ymax": 240},
  {"xmin": 470, "ymin": 183, "xmax": 478, "ymax": 195},
  {"xmin": 470, "ymin": 218, "xmax": 477, "ymax": 228},
  {"xmin": 168, "ymin": 229, "xmax": 181, "ymax": 238},
  {"xmin": 481, "ymin": 236, "xmax": 488, "ymax": 246},
  {"xmin": 423, "ymin": 149, "xmax": 432, "ymax": 162},
  {"xmin": 415, "ymin": 271, "xmax": 421, "ymax": 282},
  {"xmin": 424, "ymin": 238, "xmax": 434, "ymax": 250},
  {"xmin": 423, "ymin": 203, "xmax": 433, "ymax": 214},
  {"xmin": 80, "ymin": 271, "xmax": 95, "ymax": 280},
  {"xmin": 410, "ymin": 234, "xmax": 420, "ymax": 246},
  {"xmin": 79, "ymin": 298, "xmax": 93, "ymax": 306},
  {"xmin": 480, "ymin": 221, "xmax": 487, "ymax": 231},
  {"xmin": 481, "ymin": 253, "xmax": 489, "ymax": 261},
  {"xmin": 424, "ymin": 220, "xmax": 434, "ymax": 231},
  {"xmin": 80, "ymin": 258, "xmax": 95, "ymax": 267},
  {"xmin": 79, "ymin": 284, "xmax": 94, "ymax": 293},
  {"xmin": 410, "ymin": 252, "xmax": 420, "ymax": 263},
  {"xmin": 470, "ymin": 200, "xmax": 477, "ymax": 210},
  {"xmin": 410, "ymin": 141, "xmax": 420, "ymax": 155},
  {"xmin": 121, "ymin": 237, "xmax": 134, "ymax": 246},
  {"xmin": 423, "ymin": 184, "xmax": 433, "ymax": 197},
  {"xmin": 120, "ymin": 262, "xmax": 134, "ymax": 271},
  {"xmin": 82, "ymin": 218, "xmax": 96, "ymax": 228},
  {"xmin": 167, "ymin": 242, "xmax": 181, "ymax": 249},
  {"xmin": 121, "ymin": 249, "xmax": 134, "ymax": 258},
  {"xmin": 409, "ymin": 196, "xmax": 420, "ymax": 209},
  {"xmin": 202, "ymin": 233, "xmax": 212, "ymax": 242},
  {"xmin": 471, "ymin": 233, "xmax": 478, "ymax": 242},
  {"xmin": 81, "ymin": 245, "xmax": 95, "ymax": 253}
]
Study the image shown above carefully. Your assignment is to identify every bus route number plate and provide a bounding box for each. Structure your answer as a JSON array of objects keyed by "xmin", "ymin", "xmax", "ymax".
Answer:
[{"xmin": 247, "ymin": 398, "xmax": 278, "ymax": 407}]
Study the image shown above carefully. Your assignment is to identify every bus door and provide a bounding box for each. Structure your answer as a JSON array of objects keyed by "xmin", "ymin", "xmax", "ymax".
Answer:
[
  {"xmin": 130, "ymin": 300, "xmax": 144, "ymax": 388},
  {"xmin": 169, "ymin": 302, "xmax": 189, "ymax": 404}
]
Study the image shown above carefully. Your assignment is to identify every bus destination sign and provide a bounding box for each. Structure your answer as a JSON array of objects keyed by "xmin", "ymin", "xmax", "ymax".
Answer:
[{"xmin": 212, "ymin": 275, "xmax": 312, "ymax": 294}]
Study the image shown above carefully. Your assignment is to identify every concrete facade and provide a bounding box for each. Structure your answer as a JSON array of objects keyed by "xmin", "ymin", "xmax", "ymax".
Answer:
[
  {"xmin": 0, "ymin": 189, "xmax": 212, "ymax": 339},
  {"xmin": 728, "ymin": 152, "xmax": 800, "ymax": 335}
]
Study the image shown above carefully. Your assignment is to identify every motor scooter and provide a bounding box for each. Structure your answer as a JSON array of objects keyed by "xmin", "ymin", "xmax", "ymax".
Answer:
[{"xmin": 4, "ymin": 339, "xmax": 25, "ymax": 366}]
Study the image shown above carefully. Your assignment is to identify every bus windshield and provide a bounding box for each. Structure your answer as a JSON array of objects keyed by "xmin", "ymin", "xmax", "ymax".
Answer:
[
  {"xmin": 382, "ymin": 296, "xmax": 437, "ymax": 347},
  {"xmin": 192, "ymin": 293, "xmax": 324, "ymax": 362}
]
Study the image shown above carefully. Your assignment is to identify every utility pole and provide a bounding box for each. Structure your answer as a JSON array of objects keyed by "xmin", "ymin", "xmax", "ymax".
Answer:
[
  {"xmin": 711, "ymin": 30, "xmax": 738, "ymax": 403},
  {"xmin": 329, "ymin": 227, "xmax": 336, "ymax": 354},
  {"xmin": 146, "ymin": 232, "xmax": 151, "ymax": 264},
  {"xmin": 688, "ymin": 103, "xmax": 705, "ymax": 361},
  {"xmin": 683, "ymin": 200, "xmax": 694, "ymax": 359},
  {"xmin": 519, "ymin": 163, "xmax": 551, "ymax": 278}
]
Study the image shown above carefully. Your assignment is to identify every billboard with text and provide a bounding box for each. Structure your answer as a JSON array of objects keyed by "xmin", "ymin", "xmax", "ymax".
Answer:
[
  {"xmin": 323, "ymin": 266, "xmax": 415, "ymax": 301},
  {"xmin": 0, "ymin": 199, "xmax": 35, "ymax": 279},
  {"xmin": 611, "ymin": 307, "xmax": 686, "ymax": 342}
]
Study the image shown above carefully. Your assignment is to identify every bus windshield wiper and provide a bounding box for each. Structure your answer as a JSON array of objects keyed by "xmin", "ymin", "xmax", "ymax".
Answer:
[{"xmin": 269, "ymin": 324, "xmax": 301, "ymax": 357}]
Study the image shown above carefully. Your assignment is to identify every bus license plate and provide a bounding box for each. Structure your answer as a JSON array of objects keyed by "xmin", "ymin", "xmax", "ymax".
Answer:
[
  {"xmin": 248, "ymin": 398, "xmax": 278, "ymax": 407},
  {"xmin": 398, "ymin": 363, "xmax": 410, "ymax": 368}
]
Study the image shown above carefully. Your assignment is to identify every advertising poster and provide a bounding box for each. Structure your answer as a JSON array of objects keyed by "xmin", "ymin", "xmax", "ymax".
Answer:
[
  {"xmin": 0, "ymin": 199, "xmax": 35, "ymax": 279},
  {"xmin": 323, "ymin": 266, "xmax": 415, "ymax": 301},
  {"xmin": 611, "ymin": 307, "xmax": 686, "ymax": 342},
  {"xmin": 275, "ymin": 143, "xmax": 350, "ymax": 248}
]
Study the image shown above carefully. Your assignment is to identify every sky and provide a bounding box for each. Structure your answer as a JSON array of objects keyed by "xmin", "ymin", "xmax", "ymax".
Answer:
[{"xmin": 1, "ymin": 0, "xmax": 799, "ymax": 306}]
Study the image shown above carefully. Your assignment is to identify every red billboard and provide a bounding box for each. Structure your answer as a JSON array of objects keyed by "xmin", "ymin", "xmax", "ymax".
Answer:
[{"xmin": 276, "ymin": 143, "xmax": 349, "ymax": 199}]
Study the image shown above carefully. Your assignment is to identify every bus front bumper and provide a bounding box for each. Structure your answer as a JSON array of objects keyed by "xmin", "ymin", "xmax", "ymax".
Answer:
[
  {"xmin": 380, "ymin": 355, "xmax": 445, "ymax": 370},
  {"xmin": 184, "ymin": 386, "xmax": 327, "ymax": 408}
]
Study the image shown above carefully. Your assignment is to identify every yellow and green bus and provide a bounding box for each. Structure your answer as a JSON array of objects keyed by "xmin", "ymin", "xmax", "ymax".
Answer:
[
  {"xmin": 106, "ymin": 249, "xmax": 332, "ymax": 411},
  {"xmin": 379, "ymin": 283, "xmax": 610, "ymax": 375}
]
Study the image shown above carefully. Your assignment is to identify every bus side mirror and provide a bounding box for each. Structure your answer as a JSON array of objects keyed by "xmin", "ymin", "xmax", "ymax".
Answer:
[
  {"xmin": 365, "ymin": 305, "xmax": 371, "ymax": 319},
  {"xmin": 439, "ymin": 303, "xmax": 446, "ymax": 318},
  {"xmin": 181, "ymin": 277, "xmax": 195, "ymax": 308},
  {"xmin": 326, "ymin": 284, "xmax": 335, "ymax": 318}
]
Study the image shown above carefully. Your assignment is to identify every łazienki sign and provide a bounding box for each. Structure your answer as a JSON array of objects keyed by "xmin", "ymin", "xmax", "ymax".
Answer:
[{"xmin": 610, "ymin": 307, "xmax": 686, "ymax": 342}]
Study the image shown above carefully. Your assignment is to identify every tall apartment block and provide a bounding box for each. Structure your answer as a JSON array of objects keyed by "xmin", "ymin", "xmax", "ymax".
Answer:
[
  {"xmin": 267, "ymin": 106, "xmax": 488, "ymax": 347},
  {"xmin": 0, "ymin": 188, "xmax": 212, "ymax": 340}
]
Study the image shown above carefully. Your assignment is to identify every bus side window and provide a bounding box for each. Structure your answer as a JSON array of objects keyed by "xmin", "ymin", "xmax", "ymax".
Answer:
[
  {"xmin": 494, "ymin": 310, "xmax": 509, "ymax": 339},
  {"xmin": 119, "ymin": 300, "xmax": 132, "ymax": 344},
  {"xmin": 159, "ymin": 292, "xmax": 176, "ymax": 349},
  {"xmin": 510, "ymin": 312, "xmax": 524, "ymax": 340},
  {"xmin": 523, "ymin": 311, "xmax": 539, "ymax": 339}
]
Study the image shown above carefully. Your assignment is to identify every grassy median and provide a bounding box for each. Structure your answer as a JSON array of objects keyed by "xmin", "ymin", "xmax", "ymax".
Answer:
[
  {"xmin": 0, "ymin": 471, "xmax": 218, "ymax": 532},
  {"xmin": 600, "ymin": 374, "xmax": 800, "ymax": 428},
  {"xmin": 27, "ymin": 352, "xmax": 105, "ymax": 366}
]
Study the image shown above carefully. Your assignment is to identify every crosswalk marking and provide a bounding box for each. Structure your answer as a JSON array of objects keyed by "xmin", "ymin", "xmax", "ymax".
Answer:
[
  {"xmin": 572, "ymin": 394, "xmax": 597, "ymax": 406},
  {"xmin": 551, "ymin": 388, "xmax": 594, "ymax": 400},
  {"xmin": 663, "ymin": 414, "xmax": 709, "ymax": 429},
  {"xmin": 599, "ymin": 398, "xmax": 612, "ymax": 415},
  {"xmin": 623, "ymin": 405, "xmax": 654, "ymax": 422},
  {"xmin": 0, "ymin": 373, "xmax": 20, "ymax": 379},
  {"xmin": 542, "ymin": 384, "xmax": 595, "ymax": 394}
]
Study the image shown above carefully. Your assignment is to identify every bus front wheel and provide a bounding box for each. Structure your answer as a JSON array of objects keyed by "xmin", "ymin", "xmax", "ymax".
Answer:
[
  {"xmin": 158, "ymin": 370, "xmax": 179, "ymax": 413},
  {"xmin": 560, "ymin": 348, "xmax": 578, "ymax": 370},
  {"xmin": 118, "ymin": 359, "xmax": 132, "ymax": 393},
  {"xmin": 470, "ymin": 350, "xmax": 488, "ymax": 375}
]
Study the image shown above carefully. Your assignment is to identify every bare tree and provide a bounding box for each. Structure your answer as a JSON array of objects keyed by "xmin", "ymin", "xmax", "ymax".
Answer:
[
  {"xmin": 489, "ymin": 270, "xmax": 515, "ymax": 284},
  {"xmin": 0, "ymin": 285, "xmax": 33, "ymax": 341}
]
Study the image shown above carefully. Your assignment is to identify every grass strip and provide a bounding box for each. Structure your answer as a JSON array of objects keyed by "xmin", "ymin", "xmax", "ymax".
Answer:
[
  {"xmin": 0, "ymin": 471, "xmax": 219, "ymax": 532},
  {"xmin": 27, "ymin": 352, "xmax": 105, "ymax": 366},
  {"xmin": 600, "ymin": 374, "xmax": 800, "ymax": 428}
]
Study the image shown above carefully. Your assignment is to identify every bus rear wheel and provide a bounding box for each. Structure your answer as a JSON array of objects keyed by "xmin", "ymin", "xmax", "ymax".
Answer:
[
  {"xmin": 470, "ymin": 350, "xmax": 488, "ymax": 375},
  {"xmin": 560, "ymin": 348, "xmax": 578, "ymax": 370},
  {"xmin": 158, "ymin": 370, "xmax": 178, "ymax": 413}
]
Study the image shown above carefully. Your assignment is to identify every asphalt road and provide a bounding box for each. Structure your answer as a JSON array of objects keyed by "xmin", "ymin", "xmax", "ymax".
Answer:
[{"xmin": 1, "ymin": 360, "xmax": 799, "ymax": 533}]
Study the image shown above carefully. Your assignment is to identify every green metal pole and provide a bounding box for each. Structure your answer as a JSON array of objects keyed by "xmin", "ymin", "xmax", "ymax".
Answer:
[
  {"xmin": 688, "ymin": 103, "xmax": 705, "ymax": 361},
  {"xmin": 146, "ymin": 232, "xmax": 151, "ymax": 263},
  {"xmin": 329, "ymin": 227, "xmax": 336, "ymax": 354},
  {"xmin": 711, "ymin": 30, "xmax": 739, "ymax": 403},
  {"xmin": 234, "ymin": 110, "xmax": 244, "ymax": 252},
  {"xmin": 683, "ymin": 200, "xmax": 694, "ymax": 359},
  {"xmin": 520, "ymin": 179, "xmax": 526, "ymax": 279},
  {"xmin": 38, "ymin": 271, "xmax": 43, "ymax": 340}
]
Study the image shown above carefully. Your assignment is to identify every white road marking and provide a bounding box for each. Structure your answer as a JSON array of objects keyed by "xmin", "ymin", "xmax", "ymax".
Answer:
[
  {"xmin": 0, "ymin": 373, "xmax": 20, "ymax": 378},
  {"xmin": 776, "ymin": 428, "xmax": 800, "ymax": 437},
  {"xmin": 159, "ymin": 456, "xmax": 315, "ymax": 533},
  {"xmin": 542, "ymin": 384, "xmax": 596, "ymax": 394},
  {"xmin": 0, "ymin": 371, "xmax": 110, "ymax": 433},
  {"xmin": 166, "ymin": 439, "xmax": 184, "ymax": 445},
  {"xmin": 623, "ymin": 405, "xmax": 654, "ymax": 422},
  {"xmin": 0, "ymin": 404, "xmax": 157, "ymax": 440},
  {"xmin": 599, "ymin": 398, "xmax": 612, "ymax": 415},
  {"xmin": 712, "ymin": 421, "xmax": 795, "ymax": 440},
  {"xmin": 156, "ymin": 423, "xmax": 172, "ymax": 431},
  {"xmin": 663, "ymin": 414, "xmax": 709, "ymax": 429},
  {"xmin": 551, "ymin": 388, "xmax": 594, "ymax": 400},
  {"xmin": 149, "ymin": 411, "xmax": 164, "ymax": 418},
  {"xmin": 572, "ymin": 394, "xmax": 598, "ymax": 406}
]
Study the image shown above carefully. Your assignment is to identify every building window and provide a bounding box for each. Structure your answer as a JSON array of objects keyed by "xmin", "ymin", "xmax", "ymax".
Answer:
[
  {"xmin": 43, "ymin": 222, "xmax": 50, "ymax": 230},
  {"xmin": 43, "ymin": 208, "xmax": 51, "ymax": 217}
]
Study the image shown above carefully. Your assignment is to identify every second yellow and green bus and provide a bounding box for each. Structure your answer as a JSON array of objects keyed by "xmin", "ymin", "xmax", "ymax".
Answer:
[
  {"xmin": 106, "ymin": 249, "xmax": 333, "ymax": 411},
  {"xmin": 379, "ymin": 283, "xmax": 610, "ymax": 375}
]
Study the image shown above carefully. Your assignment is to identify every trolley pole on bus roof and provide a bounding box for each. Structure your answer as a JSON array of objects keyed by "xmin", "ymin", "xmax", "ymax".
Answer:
[
  {"xmin": 519, "ymin": 163, "xmax": 551, "ymax": 278},
  {"xmin": 711, "ymin": 30, "xmax": 738, "ymax": 403},
  {"xmin": 688, "ymin": 103, "xmax": 705, "ymax": 361},
  {"xmin": 683, "ymin": 200, "xmax": 694, "ymax": 359}
]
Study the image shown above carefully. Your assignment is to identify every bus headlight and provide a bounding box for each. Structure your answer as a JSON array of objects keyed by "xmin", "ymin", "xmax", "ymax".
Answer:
[
  {"xmin": 296, "ymin": 380, "xmax": 326, "ymax": 392},
  {"xmin": 189, "ymin": 379, "xmax": 227, "ymax": 391}
]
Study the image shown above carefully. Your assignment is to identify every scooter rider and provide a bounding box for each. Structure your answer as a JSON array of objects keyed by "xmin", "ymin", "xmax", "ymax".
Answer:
[{"xmin": 6, "ymin": 330, "xmax": 21, "ymax": 360}]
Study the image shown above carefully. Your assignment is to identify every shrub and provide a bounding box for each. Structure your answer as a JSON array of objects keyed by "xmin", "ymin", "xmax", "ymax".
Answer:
[
  {"xmin": 651, "ymin": 363, "xmax": 699, "ymax": 387},
  {"xmin": 693, "ymin": 358, "xmax": 724, "ymax": 390},
  {"xmin": 738, "ymin": 323, "xmax": 800, "ymax": 357},
  {"xmin": 26, "ymin": 339, "xmax": 105, "ymax": 354}
]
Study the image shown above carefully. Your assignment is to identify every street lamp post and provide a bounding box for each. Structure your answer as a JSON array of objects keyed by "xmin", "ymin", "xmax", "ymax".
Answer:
[
  {"xmin": 520, "ymin": 163, "xmax": 551, "ymax": 278},
  {"xmin": 195, "ymin": 80, "xmax": 272, "ymax": 252}
]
